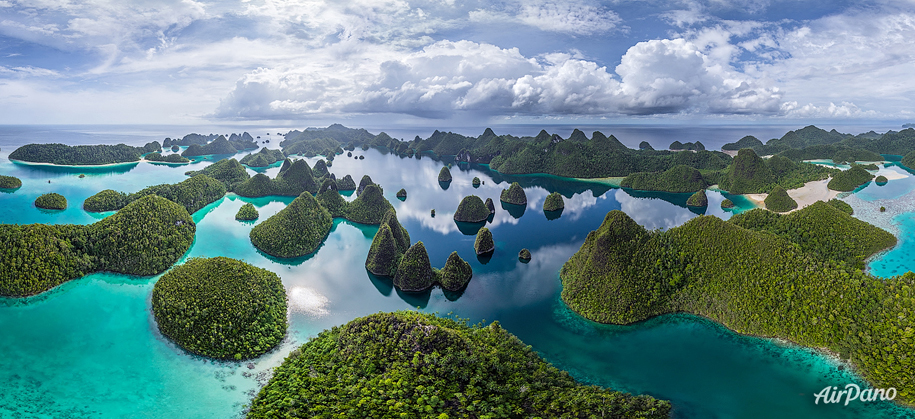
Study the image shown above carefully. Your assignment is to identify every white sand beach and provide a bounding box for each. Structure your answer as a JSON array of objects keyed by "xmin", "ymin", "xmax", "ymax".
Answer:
[{"xmin": 741, "ymin": 178, "xmax": 840, "ymax": 213}]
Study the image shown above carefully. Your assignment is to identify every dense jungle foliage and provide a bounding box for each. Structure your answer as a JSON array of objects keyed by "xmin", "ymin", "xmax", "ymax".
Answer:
[
  {"xmin": 152, "ymin": 257, "xmax": 287, "ymax": 361},
  {"xmin": 249, "ymin": 192, "xmax": 332, "ymax": 258},
  {"xmin": 356, "ymin": 175, "xmax": 374, "ymax": 196},
  {"xmin": 34, "ymin": 193, "xmax": 67, "ymax": 209},
  {"xmin": 182, "ymin": 135, "xmax": 256, "ymax": 157},
  {"xmin": 763, "ymin": 185, "xmax": 797, "ymax": 213},
  {"xmin": 0, "ymin": 196, "xmax": 195, "ymax": 297},
  {"xmin": 393, "ymin": 242, "xmax": 435, "ymax": 292},
  {"xmin": 903, "ymin": 151, "xmax": 915, "ymax": 169},
  {"xmin": 438, "ymin": 166, "xmax": 452, "ymax": 182},
  {"xmin": 669, "ymin": 141, "xmax": 704, "ymax": 151},
  {"xmin": 543, "ymin": 192, "xmax": 565, "ymax": 212},
  {"xmin": 827, "ymin": 165, "xmax": 874, "ymax": 191},
  {"xmin": 500, "ymin": 182, "xmax": 527, "ymax": 205},
  {"xmin": 474, "ymin": 227, "xmax": 494, "ymax": 255},
  {"xmin": 347, "ymin": 184, "xmax": 394, "ymax": 224},
  {"xmin": 716, "ymin": 149, "xmax": 836, "ymax": 194},
  {"xmin": 9, "ymin": 143, "xmax": 152, "ymax": 165},
  {"xmin": 453, "ymin": 195, "xmax": 490, "ymax": 223},
  {"xmin": 519, "ymin": 248, "xmax": 532, "ymax": 261},
  {"xmin": 235, "ymin": 159, "xmax": 319, "ymax": 198},
  {"xmin": 720, "ymin": 199, "xmax": 734, "ymax": 209},
  {"xmin": 164, "ymin": 133, "xmax": 218, "ymax": 147},
  {"xmin": 827, "ymin": 198, "xmax": 854, "ymax": 215},
  {"xmin": 559, "ymin": 204, "xmax": 912, "ymax": 404},
  {"xmin": 365, "ymin": 210, "xmax": 412, "ymax": 277},
  {"xmin": 686, "ymin": 190, "xmax": 708, "ymax": 207},
  {"xmin": 145, "ymin": 152, "xmax": 190, "ymax": 163},
  {"xmin": 397, "ymin": 188, "xmax": 407, "ymax": 199},
  {"xmin": 240, "ymin": 148, "xmax": 285, "ymax": 167},
  {"xmin": 185, "ymin": 158, "xmax": 250, "ymax": 191},
  {"xmin": 621, "ymin": 165, "xmax": 709, "ymax": 193},
  {"xmin": 876, "ymin": 175, "xmax": 888, "ymax": 185},
  {"xmin": 439, "ymin": 251, "xmax": 473, "ymax": 291},
  {"xmin": 235, "ymin": 203, "xmax": 259, "ymax": 221},
  {"xmin": 246, "ymin": 311, "xmax": 671, "ymax": 419},
  {"xmin": 0, "ymin": 175, "xmax": 22, "ymax": 189},
  {"xmin": 337, "ymin": 174, "xmax": 356, "ymax": 190},
  {"xmin": 83, "ymin": 174, "xmax": 225, "ymax": 214},
  {"xmin": 722, "ymin": 125, "xmax": 915, "ymax": 160}
]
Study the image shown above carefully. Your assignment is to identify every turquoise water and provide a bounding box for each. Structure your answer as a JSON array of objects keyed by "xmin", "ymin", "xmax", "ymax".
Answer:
[
  {"xmin": 1, "ymin": 143, "xmax": 913, "ymax": 418},
  {"xmin": 869, "ymin": 212, "xmax": 915, "ymax": 278}
]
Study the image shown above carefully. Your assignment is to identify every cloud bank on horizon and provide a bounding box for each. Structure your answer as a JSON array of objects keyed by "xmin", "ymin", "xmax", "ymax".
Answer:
[{"xmin": 0, "ymin": 0, "xmax": 913, "ymax": 124}]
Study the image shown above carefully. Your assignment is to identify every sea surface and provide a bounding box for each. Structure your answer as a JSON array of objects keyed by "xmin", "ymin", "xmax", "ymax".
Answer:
[{"xmin": 1, "ymin": 124, "xmax": 914, "ymax": 418}]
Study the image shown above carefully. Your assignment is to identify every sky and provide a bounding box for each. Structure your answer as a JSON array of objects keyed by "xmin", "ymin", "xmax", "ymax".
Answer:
[{"xmin": 0, "ymin": 0, "xmax": 913, "ymax": 127}]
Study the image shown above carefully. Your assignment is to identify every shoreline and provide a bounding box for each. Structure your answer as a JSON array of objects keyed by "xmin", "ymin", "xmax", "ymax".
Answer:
[
  {"xmin": 738, "ymin": 178, "xmax": 840, "ymax": 213},
  {"xmin": 10, "ymin": 159, "xmax": 141, "ymax": 168}
]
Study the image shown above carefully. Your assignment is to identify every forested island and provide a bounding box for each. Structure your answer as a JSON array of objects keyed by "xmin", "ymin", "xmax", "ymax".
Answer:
[
  {"xmin": 0, "ymin": 196, "xmax": 195, "ymax": 297},
  {"xmin": 365, "ymin": 210, "xmax": 473, "ymax": 292},
  {"xmin": 246, "ymin": 311, "xmax": 670, "ymax": 418},
  {"xmin": 0, "ymin": 175, "xmax": 22, "ymax": 189},
  {"xmin": 83, "ymin": 175, "xmax": 225, "ymax": 214},
  {"xmin": 145, "ymin": 152, "xmax": 190, "ymax": 163},
  {"xmin": 152, "ymin": 257, "xmax": 287, "ymax": 360},
  {"xmin": 9, "ymin": 142, "xmax": 160, "ymax": 165},
  {"xmin": 559, "ymin": 202, "xmax": 914, "ymax": 403}
]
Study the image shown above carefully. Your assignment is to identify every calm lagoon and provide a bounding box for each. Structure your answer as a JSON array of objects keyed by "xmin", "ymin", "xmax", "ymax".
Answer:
[{"xmin": 1, "ymin": 126, "xmax": 912, "ymax": 418}]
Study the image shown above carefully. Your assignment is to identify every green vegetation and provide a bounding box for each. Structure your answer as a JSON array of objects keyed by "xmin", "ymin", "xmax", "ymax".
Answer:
[
  {"xmin": 347, "ymin": 184, "xmax": 394, "ymax": 224},
  {"xmin": 164, "ymin": 133, "xmax": 217, "ymax": 147},
  {"xmin": 639, "ymin": 141, "xmax": 655, "ymax": 150},
  {"xmin": 365, "ymin": 210, "xmax": 411, "ymax": 277},
  {"xmin": 722, "ymin": 125, "xmax": 915, "ymax": 162},
  {"xmin": 0, "ymin": 175, "xmax": 22, "ymax": 189},
  {"xmin": 396, "ymin": 188, "xmax": 407, "ymax": 200},
  {"xmin": 721, "ymin": 199, "xmax": 735, "ymax": 209},
  {"xmin": 876, "ymin": 175, "xmax": 888, "ymax": 185},
  {"xmin": 312, "ymin": 159, "xmax": 329, "ymax": 177},
  {"xmin": 669, "ymin": 141, "xmax": 704, "ymax": 151},
  {"xmin": 247, "ymin": 311, "xmax": 669, "ymax": 418},
  {"xmin": 472, "ymin": 177, "xmax": 481, "ymax": 187},
  {"xmin": 438, "ymin": 166, "xmax": 452, "ymax": 182},
  {"xmin": 356, "ymin": 175, "xmax": 374, "ymax": 196},
  {"xmin": 145, "ymin": 153, "xmax": 190, "ymax": 163},
  {"xmin": 1, "ymin": 196, "xmax": 195, "ymax": 297},
  {"xmin": 763, "ymin": 185, "xmax": 797, "ymax": 213},
  {"xmin": 337, "ymin": 174, "xmax": 356, "ymax": 191},
  {"xmin": 485, "ymin": 197, "xmax": 495, "ymax": 214},
  {"xmin": 519, "ymin": 248, "xmax": 532, "ymax": 261},
  {"xmin": 621, "ymin": 165, "xmax": 709, "ymax": 193},
  {"xmin": 171, "ymin": 145, "xmax": 180, "ymax": 152},
  {"xmin": 393, "ymin": 242, "xmax": 435, "ymax": 292},
  {"xmin": 686, "ymin": 190, "xmax": 708, "ymax": 207},
  {"xmin": 559, "ymin": 204, "xmax": 913, "ymax": 404},
  {"xmin": 316, "ymin": 189, "xmax": 348, "ymax": 218},
  {"xmin": 35, "ymin": 193, "xmax": 67, "ymax": 210},
  {"xmin": 543, "ymin": 192, "xmax": 565, "ymax": 211},
  {"xmin": 474, "ymin": 227, "xmax": 494, "ymax": 255},
  {"xmin": 249, "ymin": 192, "xmax": 332, "ymax": 258},
  {"xmin": 83, "ymin": 175, "xmax": 225, "ymax": 214},
  {"xmin": 9, "ymin": 143, "xmax": 151, "ymax": 165},
  {"xmin": 240, "ymin": 148, "xmax": 285, "ymax": 167},
  {"xmin": 183, "ymin": 136, "xmax": 248, "ymax": 157},
  {"xmin": 721, "ymin": 135, "xmax": 764, "ymax": 151},
  {"xmin": 235, "ymin": 203, "xmax": 259, "ymax": 221},
  {"xmin": 184, "ymin": 158, "xmax": 250, "ymax": 191},
  {"xmin": 715, "ymin": 149, "xmax": 835, "ymax": 194},
  {"xmin": 453, "ymin": 195, "xmax": 490, "ymax": 223},
  {"xmin": 902, "ymin": 150, "xmax": 915, "ymax": 169},
  {"xmin": 83, "ymin": 190, "xmax": 130, "ymax": 212},
  {"xmin": 152, "ymin": 257, "xmax": 287, "ymax": 360},
  {"xmin": 499, "ymin": 182, "xmax": 527, "ymax": 205},
  {"xmin": 235, "ymin": 160, "xmax": 319, "ymax": 197},
  {"xmin": 827, "ymin": 198, "xmax": 853, "ymax": 215},
  {"xmin": 439, "ymin": 252, "xmax": 472, "ymax": 291},
  {"xmin": 827, "ymin": 165, "xmax": 874, "ymax": 192}
]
